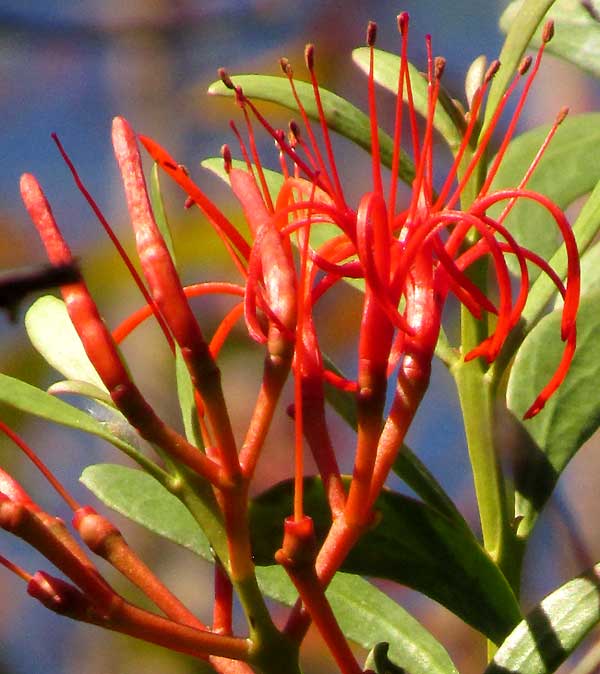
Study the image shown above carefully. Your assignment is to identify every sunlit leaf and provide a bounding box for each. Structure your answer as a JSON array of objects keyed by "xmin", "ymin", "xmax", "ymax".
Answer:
[
  {"xmin": 80, "ymin": 463, "xmax": 213, "ymax": 559},
  {"xmin": 25, "ymin": 295, "xmax": 107, "ymax": 391},
  {"xmin": 486, "ymin": 562, "xmax": 600, "ymax": 674}
]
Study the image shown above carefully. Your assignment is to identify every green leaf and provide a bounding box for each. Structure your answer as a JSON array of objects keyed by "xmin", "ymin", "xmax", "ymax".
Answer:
[
  {"xmin": 485, "ymin": 562, "xmax": 600, "ymax": 674},
  {"xmin": 500, "ymin": 0, "xmax": 600, "ymax": 79},
  {"xmin": 507, "ymin": 293, "xmax": 600, "ymax": 537},
  {"xmin": 80, "ymin": 463, "xmax": 213, "ymax": 560},
  {"xmin": 0, "ymin": 373, "xmax": 166, "ymax": 481},
  {"xmin": 256, "ymin": 568, "xmax": 458, "ymax": 674},
  {"xmin": 250, "ymin": 478, "xmax": 521, "ymax": 643},
  {"xmin": 208, "ymin": 74, "xmax": 415, "ymax": 185},
  {"xmin": 352, "ymin": 48, "xmax": 464, "ymax": 152},
  {"xmin": 489, "ymin": 114, "xmax": 600, "ymax": 279},
  {"xmin": 175, "ymin": 347, "xmax": 204, "ymax": 449},
  {"xmin": 487, "ymin": 0, "xmax": 557, "ymax": 129},
  {"xmin": 150, "ymin": 162, "xmax": 176, "ymax": 261},
  {"xmin": 25, "ymin": 295, "xmax": 107, "ymax": 391},
  {"xmin": 365, "ymin": 643, "xmax": 407, "ymax": 674}
]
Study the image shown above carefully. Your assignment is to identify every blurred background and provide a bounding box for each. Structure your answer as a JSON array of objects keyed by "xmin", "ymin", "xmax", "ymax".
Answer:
[{"xmin": 1, "ymin": 1, "xmax": 600, "ymax": 673}]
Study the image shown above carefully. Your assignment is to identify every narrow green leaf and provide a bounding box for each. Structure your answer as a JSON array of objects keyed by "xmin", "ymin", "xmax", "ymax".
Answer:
[
  {"xmin": 175, "ymin": 347, "xmax": 204, "ymax": 449},
  {"xmin": 0, "ymin": 373, "xmax": 166, "ymax": 481},
  {"xmin": 208, "ymin": 74, "xmax": 415, "ymax": 184},
  {"xmin": 485, "ymin": 562, "xmax": 600, "ymax": 674},
  {"xmin": 486, "ymin": 0, "xmax": 557, "ymax": 129},
  {"xmin": 507, "ymin": 293, "xmax": 600, "ymax": 537},
  {"xmin": 489, "ymin": 114, "xmax": 600, "ymax": 280},
  {"xmin": 80, "ymin": 463, "xmax": 213, "ymax": 560},
  {"xmin": 250, "ymin": 478, "xmax": 521, "ymax": 642},
  {"xmin": 150, "ymin": 162, "xmax": 176, "ymax": 261},
  {"xmin": 501, "ymin": 0, "xmax": 600, "ymax": 79},
  {"xmin": 352, "ymin": 48, "xmax": 464, "ymax": 152},
  {"xmin": 256, "ymin": 568, "xmax": 458, "ymax": 674},
  {"xmin": 25, "ymin": 295, "xmax": 107, "ymax": 391}
]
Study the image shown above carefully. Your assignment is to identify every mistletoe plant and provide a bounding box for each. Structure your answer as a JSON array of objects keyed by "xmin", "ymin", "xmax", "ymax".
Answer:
[{"xmin": 2, "ymin": 1, "xmax": 600, "ymax": 673}]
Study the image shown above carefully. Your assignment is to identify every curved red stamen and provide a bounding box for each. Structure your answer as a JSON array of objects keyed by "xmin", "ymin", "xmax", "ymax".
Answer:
[
  {"xmin": 209, "ymin": 302, "xmax": 245, "ymax": 358},
  {"xmin": 524, "ymin": 325, "xmax": 576, "ymax": 419},
  {"xmin": 112, "ymin": 282, "xmax": 244, "ymax": 344}
]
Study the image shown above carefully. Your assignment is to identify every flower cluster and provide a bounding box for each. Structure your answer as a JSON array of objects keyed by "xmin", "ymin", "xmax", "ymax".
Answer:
[{"xmin": 1, "ymin": 13, "xmax": 580, "ymax": 674}]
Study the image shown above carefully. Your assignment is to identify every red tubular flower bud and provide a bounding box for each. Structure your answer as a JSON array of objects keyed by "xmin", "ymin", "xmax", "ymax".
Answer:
[
  {"xmin": 113, "ymin": 117, "xmax": 241, "ymax": 482},
  {"xmin": 20, "ymin": 173, "xmax": 226, "ymax": 487}
]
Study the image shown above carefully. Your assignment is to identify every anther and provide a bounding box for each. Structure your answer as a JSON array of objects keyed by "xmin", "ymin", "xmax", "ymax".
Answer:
[
  {"xmin": 280, "ymin": 57, "xmax": 293, "ymax": 77},
  {"xmin": 289, "ymin": 120, "xmax": 301, "ymax": 141},
  {"xmin": 367, "ymin": 21, "xmax": 377, "ymax": 47},
  {"xmin": 484, "ymin": 59, "xmax": 501, "ymax": 83},
  {"xmin": 397, "ymin": 12, "xmax": 409, "ymax": 35},
  {"xmin": 518, "ymin": 55, "xmax": 533, "ymax": 75},
  {"xmin": 221, "ymin": 145, "xmax": 232, "ymax": 173},
  {"xmin": 304, "ymin": 44, "xmax": 315, "ymax": 71},
  {"xmin": 542, "ymin": 19, "xmax": 555, "ymax": 43},
  {"xmin": 434, "ymin": 56, "xmax": 446, "ymax": 81},
  {"xmin": 556, "ymin": 106, "xmax": 569, "ymax": 125},
  {"xmin": 218, "ymin": 67, "xmax": 235, "ymax": 90}
]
